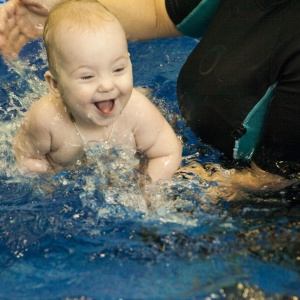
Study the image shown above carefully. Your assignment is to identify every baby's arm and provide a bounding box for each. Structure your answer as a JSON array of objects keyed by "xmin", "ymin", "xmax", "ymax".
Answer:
[
  {"xmin": 13, "ymin": 101, "xmax": 53, "ymax": 174},
  {"xmin": 144, "ymin": 120, "xmax": 182, "ymax": 182},
  {"xmin": 132, "ymin": 90, "xmax": 182, "ymax": 181}
]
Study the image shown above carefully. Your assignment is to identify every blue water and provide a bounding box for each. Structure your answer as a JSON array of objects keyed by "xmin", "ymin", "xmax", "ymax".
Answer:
[{"xmin": 0, "ymin": 21, "xmax": 299, "ymax": 300}]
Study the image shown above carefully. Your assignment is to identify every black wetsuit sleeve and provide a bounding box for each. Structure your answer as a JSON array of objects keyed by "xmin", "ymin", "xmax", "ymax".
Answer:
[
  {"xmin": 165, "ymin": 0, "xmax": 222, "ymax": 37},
  {"xmin": 165, "ymin": 0, "xmax": 201, "ymax": 25}
]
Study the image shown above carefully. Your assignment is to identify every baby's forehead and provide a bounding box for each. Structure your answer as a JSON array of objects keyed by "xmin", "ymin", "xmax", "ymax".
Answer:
[
  {"xmin": 52, "ymin": 20, "xmax": 128, "ymax": 65},
  {"xmin": 51, "ymin": 17, "xmax": 125, "ymax": 54},
  {"xmin": 59, "ymin": 13, "xmax": 116, "ymax": 32}
]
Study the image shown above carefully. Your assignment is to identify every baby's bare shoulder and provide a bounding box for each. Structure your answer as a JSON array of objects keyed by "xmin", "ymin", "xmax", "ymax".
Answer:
[
  {"xmin": 127, "ymin": 88, "xmax": 159, "ymax": 113},
  {"xmin": 30, "ymin": 94, "xmax": 62, "ymax": 113},
  {"xmin": 123, "ymin": 88, "xmax": 166, "ymax": 135},
  {"xmin": 27, "ymin": 94, "xmax": 66, "ymax": 126}
]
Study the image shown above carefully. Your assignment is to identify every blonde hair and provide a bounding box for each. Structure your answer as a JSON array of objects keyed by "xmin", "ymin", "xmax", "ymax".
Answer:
[{"xmin": 43, "ymin": 0, "xmax": 115, "ymax": 77}]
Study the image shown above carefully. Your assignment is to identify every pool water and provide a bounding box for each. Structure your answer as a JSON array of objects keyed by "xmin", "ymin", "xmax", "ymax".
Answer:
[{"xmin": 0, "ymin": 23, "xmax": 299, "ymax": 300}]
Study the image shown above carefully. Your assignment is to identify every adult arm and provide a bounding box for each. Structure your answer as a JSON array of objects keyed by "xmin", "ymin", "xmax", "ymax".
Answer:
[
  {"xmin": 99, "ymin": 0, "xmax": 181, "ymax": 40},
  {"xmin": 0, "ymin": 0, "xmax": 181, "ymax": 57}
]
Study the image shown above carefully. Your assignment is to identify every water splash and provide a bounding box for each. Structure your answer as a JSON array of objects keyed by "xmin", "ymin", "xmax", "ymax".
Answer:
[
  {"xmin": 0, "ymin": 37, "xmax": 299, "ymax": 299},
  {"xmin": 1, "ymin": 41, "xmax": 48, "ymax": 121},
  {"xmin": 0, "ymin": 40, "xmax": 215, "ymax": 221}
]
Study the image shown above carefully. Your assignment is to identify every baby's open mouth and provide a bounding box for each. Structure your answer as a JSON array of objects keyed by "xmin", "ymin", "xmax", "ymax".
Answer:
[{"xmin": 95, "ymin": 99, "xmax": 115, "ymax": 114}]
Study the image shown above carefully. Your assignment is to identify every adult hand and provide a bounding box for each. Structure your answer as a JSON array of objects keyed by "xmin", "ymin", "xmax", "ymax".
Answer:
[{"xmin": 0, "ymin": 0, "xmax": 52, "ymax": 58}]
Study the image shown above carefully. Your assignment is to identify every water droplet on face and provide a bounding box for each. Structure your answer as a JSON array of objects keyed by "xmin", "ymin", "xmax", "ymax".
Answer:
[{"xmin": 35, "ymin": 24, "xmax": 44, "ymax": 30}]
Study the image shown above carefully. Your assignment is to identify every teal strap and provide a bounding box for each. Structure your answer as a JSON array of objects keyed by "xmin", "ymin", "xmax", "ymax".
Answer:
[
  {"xmin": 233, "ymin": 83, "xmax": 277, "ymax": 161},
  {"xmin": 176, "ymin": 0, "xmax": 222, "ymax": 38}
]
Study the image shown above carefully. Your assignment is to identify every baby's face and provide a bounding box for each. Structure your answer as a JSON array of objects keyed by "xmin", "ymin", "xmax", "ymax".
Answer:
[{"xmin": 53, "ymin": 20, "xmax": 133, "ymax": 127}]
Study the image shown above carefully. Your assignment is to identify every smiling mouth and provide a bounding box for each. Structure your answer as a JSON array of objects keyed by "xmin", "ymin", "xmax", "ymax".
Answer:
[{"xmin": 95, "ymin": 99, "xmax": 115, "ymax": 115}]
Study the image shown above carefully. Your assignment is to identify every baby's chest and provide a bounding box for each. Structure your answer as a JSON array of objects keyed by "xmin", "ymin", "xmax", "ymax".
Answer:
[
  {"xmin": 49, "ymin": 127, "xmax": 84, "ymax": 166},
  {"xmin": 49, "ymin": 122, "xmax": 137, "ymax": 166}
]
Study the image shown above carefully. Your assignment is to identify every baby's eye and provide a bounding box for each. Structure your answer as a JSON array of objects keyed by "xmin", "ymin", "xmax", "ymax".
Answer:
[
  {"xmin": 81, "ymin": 75, "xmax": 94, "ymax": 80},
  {"xmin": 114, "ymin": 67, "xmax": 125, "ymax": 73}
]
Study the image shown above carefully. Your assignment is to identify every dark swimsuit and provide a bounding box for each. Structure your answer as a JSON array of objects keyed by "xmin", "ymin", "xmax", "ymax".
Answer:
[{"xmin": 165, "ymin": 0, "xmax": 300, "ymax": 178}]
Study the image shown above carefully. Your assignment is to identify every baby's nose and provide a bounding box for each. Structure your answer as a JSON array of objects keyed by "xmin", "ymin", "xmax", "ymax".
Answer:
[{"xmin": 97, "ymin": 78, "xmax": 114, "ymax": 92}]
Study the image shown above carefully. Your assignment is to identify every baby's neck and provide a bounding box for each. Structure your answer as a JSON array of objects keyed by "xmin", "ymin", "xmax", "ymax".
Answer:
[{"xmin": 69, "ymin": 112, "xmax": 116, "ymax": 144}]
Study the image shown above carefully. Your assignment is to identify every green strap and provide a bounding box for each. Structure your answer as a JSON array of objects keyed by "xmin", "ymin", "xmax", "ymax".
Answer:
[
  {"xmin": 233, "ymin": 83, "xmax": 277, "ymax": 161},
  {"xmin": 176, "ymin": 0, "xmax": 222, "ymax": 38}
]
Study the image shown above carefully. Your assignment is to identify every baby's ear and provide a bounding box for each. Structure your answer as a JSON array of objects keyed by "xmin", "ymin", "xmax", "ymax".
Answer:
[{"xmin": 44, "ymin": 71, "xmax": 61, "ymax": 98}]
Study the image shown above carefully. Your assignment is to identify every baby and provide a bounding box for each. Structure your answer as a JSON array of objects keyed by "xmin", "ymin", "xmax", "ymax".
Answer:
[{"xmin": 13, "ymin": 0, "xmax": 182, "ymax": 182}]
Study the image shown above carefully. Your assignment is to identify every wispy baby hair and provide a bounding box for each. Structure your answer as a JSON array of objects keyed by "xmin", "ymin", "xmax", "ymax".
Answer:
[{"xmin": 43, "ymin": 0, "xmax": 115, "ymax": 76}]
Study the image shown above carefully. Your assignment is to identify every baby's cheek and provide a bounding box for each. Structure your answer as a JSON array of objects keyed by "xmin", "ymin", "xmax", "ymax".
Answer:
[{"xmin": 79, "ymin": 91, "xmax": 91, "ymax": 103}]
